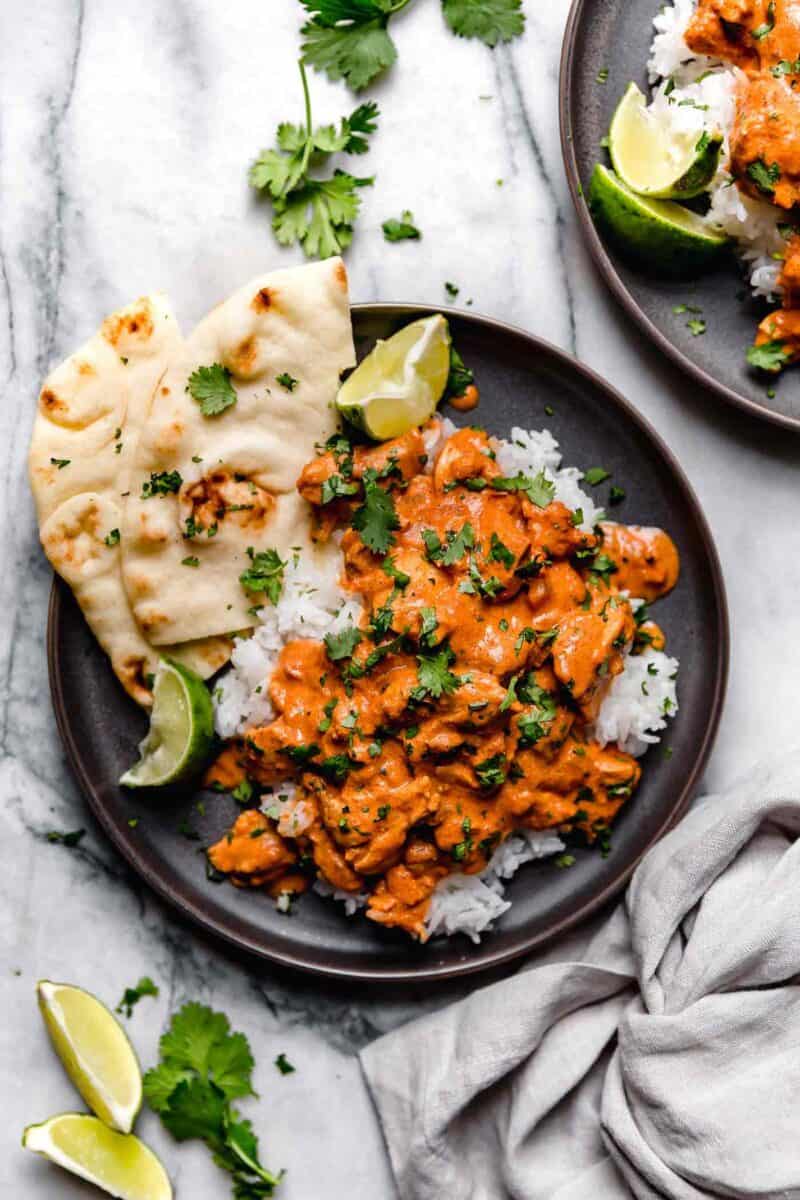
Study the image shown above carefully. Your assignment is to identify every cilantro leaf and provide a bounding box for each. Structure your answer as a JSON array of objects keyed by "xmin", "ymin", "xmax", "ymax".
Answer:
[
  {"xmin": 187, "ymin": 364, "xmax": 238, "ymax": 417},
  {"xmin": 324, "ymin": 625, "xmax": 363, "ymax": 661},
  {"xmin": 413, "ymin": 644, "xmax": 462, "ymax": 700},
  {"xmin": 159, "ymin": 1077, "xmax": 227, "ymax": 1146},
  {"xmin": 382, "ymin": 210, "xmax": 421, "ymax": 241},
  {"xmin": 321, "ymin": 473, "xmax": 360, "ymax": 504},
  {"xmin": 444, "ymin": 344, "xmax": 474, "ymax": 399},
  {"xmin": 746, "ymin": 157, "xmax": 780, "ymax": 196},
  {"xmin": 752, "ymin": 0, "xmax": 775, "ymax": 39},
  {"xmin": 489, "ymin": 531, "xmax": 515, "ymax": 568},
  {"xmin": 116, "ymin": 976, "xmax": 159, "ymax": 1019},
  {"xmin": 275, "ymin": 1052, "xmax": 295, "ymax": 1075},
  {"xmin": 747, "ymin": 339, "xmax": 791, "ymax": 372},
  {"xmin": 351, "ymin": 468, "xmax": 399, "ymax": 554},
  {"xmin": 344, "ymin": 100, "xmax": 380, "ymax": 152},
  {"xmin": 491, "ymin": 471, "xmax": 555, "ymax": 508},
  {"xmin": 422, "ymin": 521, "xmax": 474, "ymax": 565},
  {"xmin": 239, "ymin": 548, "xmax": 286, "ymax": 604},
  {"xmin": 583, "ymin": 466, "xmax": 610, "ymax": 486},
  {"xmin": 442, "ymin": 0, "xmax": 525, "ymax": 47},
  {"xmin": 474, "ymin": 753, "xmax": 507, "ymax": 788},
  {"xmin": 276, "ymin": 373, "xmax": 298, "ymax": 391},
  {"xmin": 300, "ymin": 0, "xmax": 399, "ymax": 92}
]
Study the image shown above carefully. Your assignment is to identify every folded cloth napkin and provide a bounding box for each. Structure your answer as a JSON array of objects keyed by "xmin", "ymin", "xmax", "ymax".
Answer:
[{"xmin": 360, "ymin": 757, "xmax": 800, "ymax": 1200}]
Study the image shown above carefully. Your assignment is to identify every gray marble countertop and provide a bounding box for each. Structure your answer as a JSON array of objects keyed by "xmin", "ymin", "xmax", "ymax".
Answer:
[{"xmin": 3, "ymin": 1, "xmax": 800, "ymax": 1196}]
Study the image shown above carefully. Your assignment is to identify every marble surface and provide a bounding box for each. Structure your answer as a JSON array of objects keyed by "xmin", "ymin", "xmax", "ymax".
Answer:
[{"xmin": 2, "ymin": 1, "xmax": 800, "ymax": 1196}]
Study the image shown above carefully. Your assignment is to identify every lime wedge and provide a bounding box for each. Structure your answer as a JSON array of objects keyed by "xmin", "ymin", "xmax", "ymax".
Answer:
[
  {"xmin": 609, "ymin": 82, "xmax": 723, "ymax": 199},
  {"xmin": 120, "ymin": 658, "xmax": 214, "ymax": 788},
  {"xmin": 37, "ymin": 981, "xmax": 142, "ymax": 1134},
  {"xmin": 336, "ymin": 314, "xmax": 451, "ymax": 439},
  {"xmin": 23, "ymin": 1114, "xmax": 171, "ymax": 1200},
  {"xmin": 589, "ymin": 164, "xmax": 729, "ymax": 276}
]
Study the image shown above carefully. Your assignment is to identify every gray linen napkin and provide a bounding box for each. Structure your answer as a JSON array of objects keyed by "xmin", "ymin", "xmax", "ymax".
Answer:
[{"xmin": 360, "ymin": 756, "xmax": 800, "ymax": 1199}]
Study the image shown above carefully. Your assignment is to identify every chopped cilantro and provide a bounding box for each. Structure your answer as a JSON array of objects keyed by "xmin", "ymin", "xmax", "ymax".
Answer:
[
  {"xmin": 474, "ymin": 753, "xmax": 507, "ymax": 789},
  {"xmin": 490, "ymin": 471, "xmax": 555, "ymax": 508},
  {"xmin": 276, "ymin": 373, "xmax": 299, "ymax": 391},
  {"xmin": 382, "ymin": 210, "xmax": 421, "ymax": 241},
  {"xmin": 489, "ymin": 531, "xmax": 515, "ymax": 568},
  {"xmin": 50, "ymin": 457, "xmax": 70, "ymax": 470},
  {"xmin": 239, "ymin": 547, "xmax": 286, "ymax": 604},
  {"xmin": 321, "ymin": 473, "xmax": 359, "ymax": 504},
  {"xmin": 583, "ymin": 466, "xmax": 610, "ymax": 486},
  {"xmin": 275, "ymin": 1052, "xmax": 295, "ymax": 1075},
  {"xmin": 608, "ymin": 486, "xmax": 626, "ymax": 506},
  {"xmin": 746, "ymin": 157, "xmax": 780, "ymax": 195},
  {"xmin": 444, "ymin": 344, "xmax": 474, "ymax": 400},
  {"xmin": 181, "ymin": 556, "xmax": 200, "ymax": 568},
  {"xmin": 747, "ymin": 340, "xmax": 791, "ymax": 373},
  {"xmin": 324, "ymin": 626, "xmax": 363, "ymax": 661},
  {"xmin": 422, "ymin": 521, "xmax": 474, "ymax": 565},
  {"xmin": 116, "ymin": 976, "xmax": 159, "ymax": 1019},
  {"xmin": 104, "ymin": 528, "xmax": 121, "ymax": 547},
  {"xmin": 752, "ymin": 0, "xmax": 775, "ymax": 39},
  {"xmin": 46, "ymin": 829, "xmax": 85, "ymax": 847},
  {"xmin": 141, "ymin": 470, "xmax": 182, "ymax": 499},
  {"xmin": 381, "ymin": 556, "xmax": 410, "ymax": 589}
]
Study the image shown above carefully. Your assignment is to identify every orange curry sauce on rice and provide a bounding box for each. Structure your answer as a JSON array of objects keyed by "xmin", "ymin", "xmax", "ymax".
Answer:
[
  {"xmin": 685, "ymin": 0, "xmax": 800, "ymax": 360},
  {"xmin": 205, "ymin": 424, "xmax": 679, "ymax": 940}
]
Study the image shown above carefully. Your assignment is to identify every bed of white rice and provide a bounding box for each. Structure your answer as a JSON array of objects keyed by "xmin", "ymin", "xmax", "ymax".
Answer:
[
  {"xmin": 212, "ymin": 422, "xmax": 679, "ymax": 942},
  {"xmin": 647, "ymin": 0, "xmax": 786, "ymax": 300}
]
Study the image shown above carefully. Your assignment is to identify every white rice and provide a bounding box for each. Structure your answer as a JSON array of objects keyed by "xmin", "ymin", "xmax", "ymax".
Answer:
[
  {"xmin": 644, "ymin": 0, "xmax": 787, "ymax": 300},
  {"xmin": 212, "ymin": 427, "xmax": 680, "ymax": 940}
]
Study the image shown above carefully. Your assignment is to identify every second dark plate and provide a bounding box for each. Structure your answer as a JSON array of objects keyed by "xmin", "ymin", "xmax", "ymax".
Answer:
[
  {"xmin": 560, "ymin": 0, "xmax": 800, "ymax": 430},
  {"xmin": 49, "ymin": 305, "xmax": 728, "ymax": 982}
]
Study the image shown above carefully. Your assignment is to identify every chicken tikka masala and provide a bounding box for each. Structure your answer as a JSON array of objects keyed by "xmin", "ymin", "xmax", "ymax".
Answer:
[
  {"xmin": 207, "ymin": 423, "xmax": 679, "ymax": 940},
  {"xmin": 685, "ymin": 0, "xmax": 800, "ymax": 362}
]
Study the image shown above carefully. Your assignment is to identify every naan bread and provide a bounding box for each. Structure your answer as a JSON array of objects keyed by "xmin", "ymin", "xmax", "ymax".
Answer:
[
  {"xmin": 121, "ymin": 258, "xmax": 354, "ymax": 646},
  {"xmin": 30, "ymin": 295, "xmax": 232, "ymax": 706}
]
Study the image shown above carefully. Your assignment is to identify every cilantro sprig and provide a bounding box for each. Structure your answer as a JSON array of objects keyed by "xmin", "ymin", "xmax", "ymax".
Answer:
[
  {"xmin": 299, "ymin": 0, "xmax": 526, "ymax": 93},
  {"xmin": 249, "ymin": 63, "xmax": 379, "ymax": 259},
  {"xmin": 144, "ymin": 1002, "xmax": 282, "ymax": 1198}
]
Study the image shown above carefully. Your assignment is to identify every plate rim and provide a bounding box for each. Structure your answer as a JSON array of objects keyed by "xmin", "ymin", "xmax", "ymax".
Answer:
[
  {"xmin": 558, "ymin": 0, "xmax": 800, "ymax": 434},
  {"xmin": 47, "ymin": 301, "xmax": 730, "ymax": 983}
]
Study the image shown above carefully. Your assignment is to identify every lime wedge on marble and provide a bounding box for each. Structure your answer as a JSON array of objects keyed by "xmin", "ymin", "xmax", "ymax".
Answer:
[
  {"xmin": 37, "ymin": 981, "xmax": 142, "ymax": 1134},
  {"xmin": 589, "ymin": 163, "xmax": 729, "ymax": 275},
  {"xmin": 336, "ymin": 314, "xmax": 451, "ymax": 439},
  {"xmin": 609, "ymin": 82, "xmax": 722, "ymax": 199},
  {"xmin": 23, "ymin": 1114, "xmax": 171, "ymax": 1200},
  {"xmin": 120, "ymin": 658, "xmax": 214, "ymax": 788}
]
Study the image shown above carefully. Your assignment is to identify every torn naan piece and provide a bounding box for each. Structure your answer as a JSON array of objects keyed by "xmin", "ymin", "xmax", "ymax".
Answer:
[
  {"xmin": 121, "ymin": 258, "xmax": 355, "ymax": 647},
  {"xmin": 29, "ymin": 294, "xmax": 233, "ymax": 706}
]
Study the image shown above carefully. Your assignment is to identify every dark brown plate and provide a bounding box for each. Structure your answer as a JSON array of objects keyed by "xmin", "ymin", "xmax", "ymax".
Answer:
[
  {"xmin": 560, "ymin": 0, "xmax": 800, "ymax": 431},
  {"xmin": 48, "ymin": 304, "xmax": 728, "ymax": 982}
]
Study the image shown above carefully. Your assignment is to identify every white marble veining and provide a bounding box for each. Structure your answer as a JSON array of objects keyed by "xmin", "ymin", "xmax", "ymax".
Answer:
[{"xmin": 2, "ymin": 1, "xmax": 800, "ymax": 1196}]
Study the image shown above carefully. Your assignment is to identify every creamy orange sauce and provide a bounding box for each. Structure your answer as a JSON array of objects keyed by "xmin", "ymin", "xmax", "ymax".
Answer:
[
  {"xmin": 448, "ymin": 384, "xmax": 480, "ymax": 413},
  {"xmin": 686, "ymin": 0, "xmax": 800, "ymax": 353},
  {"xmin": 207, "ymin": 425, "xmax": 680, "ymax": 939}
]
